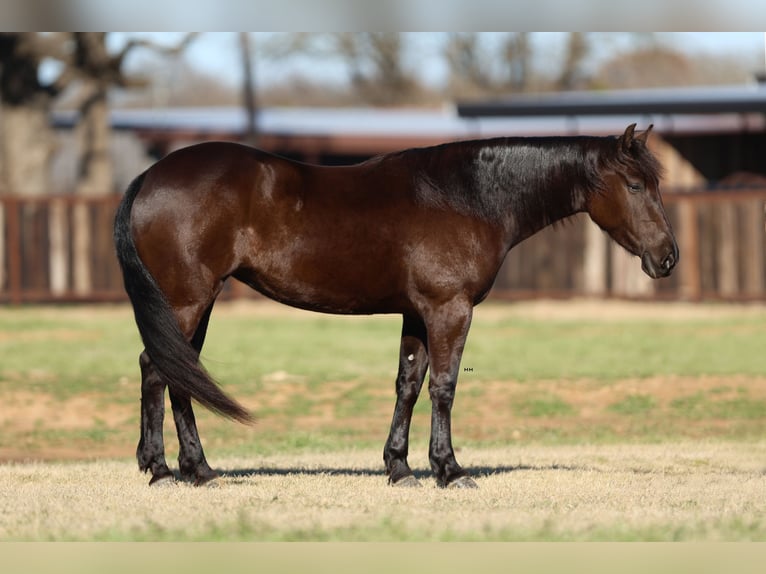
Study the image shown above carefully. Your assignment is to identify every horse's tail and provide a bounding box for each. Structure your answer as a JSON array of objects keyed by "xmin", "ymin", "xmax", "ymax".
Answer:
[{"xmin": 113, "ymin": 172, "xmax": 253, "ymax": 424}]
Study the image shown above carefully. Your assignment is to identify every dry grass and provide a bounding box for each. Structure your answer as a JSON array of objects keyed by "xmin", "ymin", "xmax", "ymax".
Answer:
[
  {"xmin": 2, "ymin": 442, "xmax": 765, "ymax": 541},
  {"xmin": 3, "ymin": 300, "xmax": 766, "ymax": 542}
]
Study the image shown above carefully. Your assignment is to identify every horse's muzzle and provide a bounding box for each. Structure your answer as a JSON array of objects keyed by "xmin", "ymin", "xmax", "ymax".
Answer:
[{"xmin": 641, "ymin": 242, "xmax": 679, "ymax": 279}]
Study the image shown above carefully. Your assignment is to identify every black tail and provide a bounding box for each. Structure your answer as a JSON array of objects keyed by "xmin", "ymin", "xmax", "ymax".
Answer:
[{"xmin": 113, "ymin": 173, "xmax": 253, "ymax": 424}]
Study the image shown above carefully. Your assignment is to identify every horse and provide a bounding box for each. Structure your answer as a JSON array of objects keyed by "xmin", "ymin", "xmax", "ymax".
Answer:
[{"xmin": 114, "ymin": 123, "xmax": 678, "ymax": 488}]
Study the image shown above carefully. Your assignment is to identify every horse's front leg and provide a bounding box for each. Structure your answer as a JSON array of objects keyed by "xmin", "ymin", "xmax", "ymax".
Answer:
[
  {"xmin": 384, "ymin": 314, "xmax": 429, "ymax": 487},
  {"xmin": 137, "ymin": 351, "xmax": 174, "ymax": 486},
  {"xmin": 425, "ymin": 298, "xmax": 478, "ymax": 488}
]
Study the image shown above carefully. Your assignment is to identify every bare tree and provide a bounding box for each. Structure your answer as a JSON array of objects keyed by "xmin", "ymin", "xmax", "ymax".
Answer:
[
  {"xmin": 240, "ymin": 33, "xmax": 257, "ymax": 147},
  {"xmin": 502, "ymin": 33, "xmax": 532, "ymax": 92},
  {"xmin": 1, "ymin": 33, "xmax": 197, "ymax": 198},
  {"xmin": 557, "ymin": 32, "xmax": 589, "ymax": 90},
  {"xmin": 60, "ymin": 33, "xmax": 197, "ymax": 196},
  {"xmin": 0, "ymin": 33, "xmax": 196, "ymax": 294},
  {"xmin": 272, "ymin": 33, "xmax": 420, "ymax": 106},
  {"xmin": 0, "ymin": 33, "xmax": 65, "ymax": 196},
  {"xmin": 336, "ymin": 33, "xmax": 419, "ymax": 105},
  {"xmin": 444, "ymin": 33, "xmax": 493, "ymax": 96},
  {"xmin": 0, "ymin": 33, "xmax": 69, "ymax": 293},
  {"xmin": 57, "ymin": 33, "xmax": 197, "ymax": 294},
  {"xmin": 445, "ymin": 33, "xmax": 532, "ymax": 97},
  {"xmin": 593, "ymin": 43, "xmax": 749, "ymax": 89}
]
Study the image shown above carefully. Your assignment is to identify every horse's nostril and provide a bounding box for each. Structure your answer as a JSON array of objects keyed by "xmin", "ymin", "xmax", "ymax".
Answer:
[{"xmin": 663, "ymin": 251, "xmax": 676, "ymax": 271}]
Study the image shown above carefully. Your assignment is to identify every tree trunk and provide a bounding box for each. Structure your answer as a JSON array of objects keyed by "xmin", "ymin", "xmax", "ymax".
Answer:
[
  {"xmin": 0, "ymin": 104, "xmax": 53, "ymax": 196},
  {"xmin": 0, "ymin": 102, "xmax": 56, "ymax": 295},
  {"xmin": 240, "ymin": 32, "xmax": 258, "ymax": 147}
]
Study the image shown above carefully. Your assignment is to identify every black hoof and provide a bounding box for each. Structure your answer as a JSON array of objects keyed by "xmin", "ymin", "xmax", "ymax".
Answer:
[
  {"xmin": 193, "ymin": 471, "xmax": 220, "ymax": 487},
  {"xmin": 148, "ymin": 473, "xmax": 176, "ymax": 487},
  {"xmin": 447, "ymin": 475, "xmax": 478, "ymax": 489},
  {"xmin": 390, "ymin": 475, "xmax": 422, "ymax": 488}
]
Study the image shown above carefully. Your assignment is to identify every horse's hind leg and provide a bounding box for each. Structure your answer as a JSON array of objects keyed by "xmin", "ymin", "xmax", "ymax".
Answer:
[
  {"xmin": 136, "ymin": 293, "xmax": 220, "ymax": 487},
  {"xmin": 170, "ymin": 301, "xmax": 219, "ymax": 486},
  {"xmin": 137, "ymin": 351, "xmax": 174, "ymax": 486},
  {"xmin": 383, "ymin": 314, "xmax": 429, "ymax": 487}
]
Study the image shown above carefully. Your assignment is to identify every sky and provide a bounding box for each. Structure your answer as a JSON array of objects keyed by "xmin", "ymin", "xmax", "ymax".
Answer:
[{"xmin": 108, "ymin": 32, "xmax": 766, "ymax": 92}]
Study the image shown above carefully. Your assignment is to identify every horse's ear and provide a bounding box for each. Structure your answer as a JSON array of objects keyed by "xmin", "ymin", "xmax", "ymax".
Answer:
[
  {"xmin": 635, "ymin": 124, "xmax": 653, "ymax": 144},
  {"xmin": 618, "ymin": 123, "xmax": 637, "ymax": 151}
]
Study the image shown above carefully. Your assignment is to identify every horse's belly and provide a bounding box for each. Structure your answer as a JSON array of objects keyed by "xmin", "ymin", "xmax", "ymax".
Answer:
[{"xmin": 234, "ymin": 253, "xmax": 406, "ymax": 315}]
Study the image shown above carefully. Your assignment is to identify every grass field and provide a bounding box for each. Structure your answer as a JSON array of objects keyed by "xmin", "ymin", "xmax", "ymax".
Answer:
[{"xmin": 1, "ymin": 299, "xmax": 766, "ymax": 540}]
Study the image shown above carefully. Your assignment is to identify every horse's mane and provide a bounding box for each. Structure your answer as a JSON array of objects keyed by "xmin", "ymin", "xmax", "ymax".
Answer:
[{"xmin": 396, "ymin": 134, "xmax": 663, "ymax": 226}]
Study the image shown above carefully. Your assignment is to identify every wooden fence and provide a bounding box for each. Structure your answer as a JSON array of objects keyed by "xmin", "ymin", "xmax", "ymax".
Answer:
[{"xmin": 1, "ymin": 188, "xmax": 765, "ymax": 304}]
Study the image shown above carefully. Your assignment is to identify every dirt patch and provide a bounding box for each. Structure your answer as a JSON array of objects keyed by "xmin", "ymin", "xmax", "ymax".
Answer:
[
  {"xmin": 453, "ymin": 374, "xmax": 766, "ymax": 444},
  {"xmin": 0, "ymin": 391, "xmax": 136, "ymax": 462},
  {"xmin": 0, "ymin": 390, "xmax": 133, "ymax": 432},
  {"xmin": 3, "ymin": 374, "xmax": 766, "ymax": 463}
]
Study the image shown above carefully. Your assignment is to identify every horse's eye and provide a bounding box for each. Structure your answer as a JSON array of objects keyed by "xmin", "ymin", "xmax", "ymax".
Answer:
[{"xmin": 627, "ymin": 183, "xmax": 643, "ymax": 193}]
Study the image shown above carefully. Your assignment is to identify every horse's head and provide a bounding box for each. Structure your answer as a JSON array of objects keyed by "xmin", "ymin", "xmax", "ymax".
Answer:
[{"xmin": 587, "ymin": 124, "xmax": 678, "ymax": 279}]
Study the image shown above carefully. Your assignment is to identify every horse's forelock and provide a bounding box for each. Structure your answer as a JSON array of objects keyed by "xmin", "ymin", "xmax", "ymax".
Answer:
[{"xmin": 591, "ymin": 137, "xmax": 663, "ymax": 194}]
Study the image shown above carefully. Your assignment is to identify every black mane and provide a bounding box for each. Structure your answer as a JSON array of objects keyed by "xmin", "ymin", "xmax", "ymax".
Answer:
[{"xmin": 399, "ymin": 134, "xmax": 662, "ymax": 228}]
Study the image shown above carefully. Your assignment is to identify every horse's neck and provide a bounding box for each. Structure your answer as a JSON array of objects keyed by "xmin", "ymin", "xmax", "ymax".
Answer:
[
  {"xmin": 409, "ymin": 139, "xmax": 592, "ymax": 242},
  {"xmin": 480, "ymin": 142, "xmax": 589, "ymax": 244}
]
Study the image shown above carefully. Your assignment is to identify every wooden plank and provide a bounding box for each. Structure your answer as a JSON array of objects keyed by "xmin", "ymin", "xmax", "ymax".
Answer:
[
  {"xmin": 716, "ymin": 203, "xmax": 739, "ymax": 297},
  {"xmin": 742, "ymin": 199, "xmax": 765, "ymax": 296},
  {"xmin": 48, "ymin": 198, "xmax": 69, "ymax": 295},
  {"xmin": 677, "ymin": 199, "xmax": 702, "ymax": 301}
]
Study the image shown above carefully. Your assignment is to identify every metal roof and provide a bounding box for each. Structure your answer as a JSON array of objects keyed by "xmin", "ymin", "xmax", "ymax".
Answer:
[
  {"xmin": 53, "ymin": 106, "xmax": 472, "ymax": 137},
  {"xmin": 457, "ymin": 84, "xmax": 766, "ymax": 117},
  {"xmin": 51, "ymin": 84, "xmax": 766, "ymax": 143}
]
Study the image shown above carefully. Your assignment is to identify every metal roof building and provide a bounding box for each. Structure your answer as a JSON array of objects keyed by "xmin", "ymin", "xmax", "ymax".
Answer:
[{"xmin": 52, "ymin": 82, "xmax": 766, "ymax": 179}]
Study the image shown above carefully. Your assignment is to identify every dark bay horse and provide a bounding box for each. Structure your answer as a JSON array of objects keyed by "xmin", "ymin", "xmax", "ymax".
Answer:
[{"xmin": 114, "ymin": 124, "xmax": 678, "ymax": 488}]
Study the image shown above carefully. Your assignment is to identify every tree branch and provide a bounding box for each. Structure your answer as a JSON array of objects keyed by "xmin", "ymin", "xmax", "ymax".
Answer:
[{"xmin": 113, "ymin": 32, "xmax": 199, "ymax": 68}]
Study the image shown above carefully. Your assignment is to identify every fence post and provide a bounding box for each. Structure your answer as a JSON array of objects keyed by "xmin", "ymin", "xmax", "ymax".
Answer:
[
  {"xmin": 677, "ymin": 197, "xmax": 701, "ymax": 301},
  {"xmin": 4, "ymin": 197, "xmax": 22, "ymax": 304}
]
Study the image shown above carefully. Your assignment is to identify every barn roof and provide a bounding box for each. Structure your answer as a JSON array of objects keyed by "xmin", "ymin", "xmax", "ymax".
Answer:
[
  {"xmin": 457, "ymin": 83, "xmax": 766, "ymax": 118},
  {"xmin": 51, "ymin": 83, "xmax": 766, "ymax": 145}
]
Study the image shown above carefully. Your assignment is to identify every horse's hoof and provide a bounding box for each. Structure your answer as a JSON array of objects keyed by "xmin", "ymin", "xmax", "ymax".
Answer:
[
  {"xmin": 149, "ymin": 474, "xmax": 176, "ymax": 487},
  {"xmin": 391, "ymin": 475, "xmax": 422, "ymax": 488},
  {"xmin": 448, "ymin": 476, "xmax": 478, "ymax": 489},
  {"xmin": 194, "ymin": 473, "xmax": 221, "ymax": 488}
]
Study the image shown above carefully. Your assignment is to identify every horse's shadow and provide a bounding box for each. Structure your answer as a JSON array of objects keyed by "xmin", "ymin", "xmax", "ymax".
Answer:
[{"xmin": 218, "ymin": 463, "xmax": 586, "ymax": 482}]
